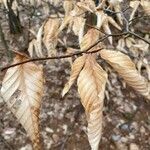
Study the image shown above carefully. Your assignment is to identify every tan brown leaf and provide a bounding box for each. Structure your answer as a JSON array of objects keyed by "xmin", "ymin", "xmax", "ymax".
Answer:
[
  {"xmin": 63, "ymin": 0, "xmax": 74, "ymax": 16},
  {"xmin": 77, "ymin": 54, "xmax": 107, "ymax": 150},
  {"xmin": 43, "ymin": 18, "xmax": 60, "ymax": 56},
  {"xmin": 62, "ymin": 55, "xmax": 86, "ymax": 97},
  {"xmin": 129, "ymin": 1, "xmax": 140, "ymax": 21},
  {"xmin": 1, "ymin": 0, "xmax": 8, "ymax": 9},
  {"xmin": 102, "ymin": 21, "xmax": 112, "ymax": 44},
  {"xmin": 80, "ymin": 29, "xmax": 100, "ymax": 51},
  {"xmin": 58, "ymin": 3, "xmax": 86, "ymax": 35},
  {"xmin": 133, "ymin": 38, "xmax": 149, "ymax": 52},
  {"xmin": 116, "ymin": 38, "xmax": 126, "ymax": 52},
  {"xmin": 141, "ymin": 0, "xmax": 150, "ymax": 15},
  {"xmin": 96, "ymin": 10, "xmax": 121, "ymax": 44},
  {"xmin": 28, "ymin": 39, "xmax": 36, "ymax": 57},
  {"xmin": 1, "ymin": 53, "xmax": 44, "ymax": 150},
  {"xmin": 109, "ymin": 0, "xmax": 123, "ymax": 24},
  {"xmin": 43, "ymin": 18, "xmax": 60, "ymax": 41},
  {"xmin": 77, "ymin": 0, "xmax": 96, "ymax": 13},
  {"xmin": 57, "ymin": 15, "xmax": 73, "ymax": 34},
  {"xmin": 35, "ymin": 23, "xmax": 44, "ymax": 57},
  {"xmin": 72, "ymin": 17, "xmax": 86, "ymax": 43},
  {"xmin": 100, "ymin": 50, "xmax": 150, "ymax": 99}
]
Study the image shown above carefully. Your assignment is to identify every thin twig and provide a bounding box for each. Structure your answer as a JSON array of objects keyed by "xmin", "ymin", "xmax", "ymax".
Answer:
[
  {"xmin": 129, "ymin": 15, "xmax": 150, "ymax": 23},
  {"xmin": 1, "ymin": 29, "xmax": 113, "ymax": 71},
  {"xmin": 1, "ymin": 3, "xmax": 150, "ymax": 72},
  {"xmin": 122, "ymin": 13, "xmax": 150, "ymax": 44},
  {"xmin": 103, "ymin": 6, "xmax": 130, "ymax": 15},
  {"xmin": 1, "ymin": 48, "xmax": 103, "ymax": 71},
  {"xmin": 129, "ymin": 31, "xmax": 150, "ymax": 44},
  {"xmin": 86, "ymin": 23, "xmax": 128, "ymax": 36}
]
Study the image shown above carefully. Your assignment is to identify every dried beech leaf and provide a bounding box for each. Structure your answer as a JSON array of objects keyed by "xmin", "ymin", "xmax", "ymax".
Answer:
[
  {"xmin": 35, "ymin": 24, "xmax": 44, "ymax": 57},
  {"xmin": 96, "ymin": 0, "xmax": 106, "ymax": 10},
  {"xmin": 96, "ymin": 10, "xmax": 106, "ymax": 29},
  {"xmin": 96, "ymin": 10, "xmax": 121, "ymax": 44},
  {"xmin": 63, "ymin": 0, "xmax": 73, "ymax": 16},
  {"xmin": 62, "ymin": 55, "xmax": 86, "ymax": 97},
  {"xmin": 1, "ymin": 0, "xmax": 8, "ymax": 9},
  {"xmin": 100, "ymin": 50, "xmax": 150, "ymax": 99},
  {"xmin": 72, "ymin": 17, "xmax": 85, "ymax": 44},
  {"xmin": 43, "ymin": 18, "xmax": 60, "ymax": 56},
  {"xmin": 80, "ymin": 29, "xmax": 100, "ymax": 51},
  {"xmin": 141, "ymin": 0, "xmax": 150, "ymax": 15},
  {"xmin": 133, "ymin": 39, "xmax": 149, "ymax": 52},
  {"xmin": 28, "ymin": 39, "xmax": 36, "ymax": 57},
  {"xmin": 43, "ymin": 18, "xmax": 60, "ymax": 42},
  {"xmin": 58, "ymin": 4, "xmax": 86, "ymax": 36},
  {"xmin": 129, "ymin": 1, "xmax": 140, "ymax": 21},
  {"xmin": 77, "ymin": 54, "xmax": 107, "ymax": 150},
  {"xmin": 108, "ymin": 16, "xmax": 121, "ymax": 30},
  {"xmin": 109, "ymin": 0, "xmax": 123, "ymax": 5},
  {"xmin": 77, "ymin": 0, "xmax": 96, "ymax": 13},
  {"xmin": 117, "ymin": 38, "xmax": 126, "ymax": 52},
  {"xmin": 126, "ymin": 37, "xmax": 136, "ymax": 48},
  {"xmin": 109, "ymin": 0, "xmax": 123, "ymax": 24},
  {"xmin": 103, "ymin": 22, "xmax": 112, "ymax": 44},
  {"xmin": 57, "ymin": 15, "xmax": 73, "ymax": 34},
  {"xmin": 113, "ymin": 5, "xmax": 123, "ymax": 25},
  {"xmin": 1, "ymin": 53, "xmax": 44, "ymax": 149}
]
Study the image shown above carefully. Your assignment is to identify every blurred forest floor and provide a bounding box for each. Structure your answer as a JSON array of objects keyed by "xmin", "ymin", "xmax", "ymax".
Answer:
[{"xmin": 0, "ymin": 0, "xmax": 150, "ymax": 150}]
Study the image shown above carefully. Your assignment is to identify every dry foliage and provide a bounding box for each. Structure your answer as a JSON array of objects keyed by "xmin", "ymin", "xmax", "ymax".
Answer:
[
  {"xmin": 1, "ymin": 52, "xmax": 44, "ymax": 150},
  {"xmin": 77, "ymin": 54, "xmax": 107, "ymax": 150},
  {"xmin": 0, "ymin": 0, "xmax": 150, "ymax": 149}
]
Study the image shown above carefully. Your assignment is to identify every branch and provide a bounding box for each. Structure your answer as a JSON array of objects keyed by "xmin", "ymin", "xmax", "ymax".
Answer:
[
  {"xmin": 129, "ymin": 31, "xmax": 150, "ymax": 45},
  {"xmin": 1, "ymin": 48, "xmax": 103, "ymax": 71},
  {"xmin": 129, "ymin": 15, "xmax": 150, "ymax": 23},
  {"xmin": 100, "ymin": 8, "xmax": 150, "ymax": 45},
  {"xmin": 121, "ymin": 12, "xmax": 150, "ymax": 45},
  {"xmin": 1, "ymin": 28, "xmax": 113, "ymax": 72},
  {"xmin": 86, "ymin": 23, "xmax": 128, "ymax": 36}
]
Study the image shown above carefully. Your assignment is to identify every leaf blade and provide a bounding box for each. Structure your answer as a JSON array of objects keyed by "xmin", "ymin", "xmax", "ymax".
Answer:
[
  {"xmin": 100, "ymin": 50, "xmax": 150, "ymax": 99},
  {"xmin": 1, "ymin": 54, "xmax": 44, "ymax": 150},
  {"xmin": 77, "ymin": 54, "xmax": 107, "ymax": 150}
]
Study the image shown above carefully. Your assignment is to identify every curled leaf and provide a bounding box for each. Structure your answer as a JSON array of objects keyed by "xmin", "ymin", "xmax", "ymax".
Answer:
[
  {"xmin": 80, "ymin": 29, "xmax": 100, "ymax": 51},
  {"xmin": 72, "ymin": 17, "xmax": 86, "ymax": 44},
  {"xmin": 28, "ymin": 39, "xmax": 36, "ymax": 57},
  {"xmin": 62, "ymin": 55, "xmax": 86, "ymax": 97},
  {"xmin": 100, "ymin": 50, "xmax": 150, "ymax": 99},
  {"xmin": 109, "ymin": 0, "xmax": 123, "ymax": 24},
  {"xmin": 77, "ymin": 54, "xmax": 107, "ymax": 150},
  {"xmin": 57, "ymin": 15, "xmax": 73, "ymax": 34},
  {"xmin": 63, "ymin": 0, "xmax": 74, "ymax": 16},
  {"xmin": 77, "ymin": 0, "xmax": 96, "ymax": 13},
  {"xmin": 96, "ymin": 10, "xmax": 121, "ymax": 44},
  {"xmin": 129, "ymin": 1, "xmax": 140, "ymax": 21},
  {"xmin": 43, "ymin": 18, "xmax": 60, "ymax": 56},
  {"xmin": 35, "ymin": 24, "xmax": 44, "ymax": 57}
]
